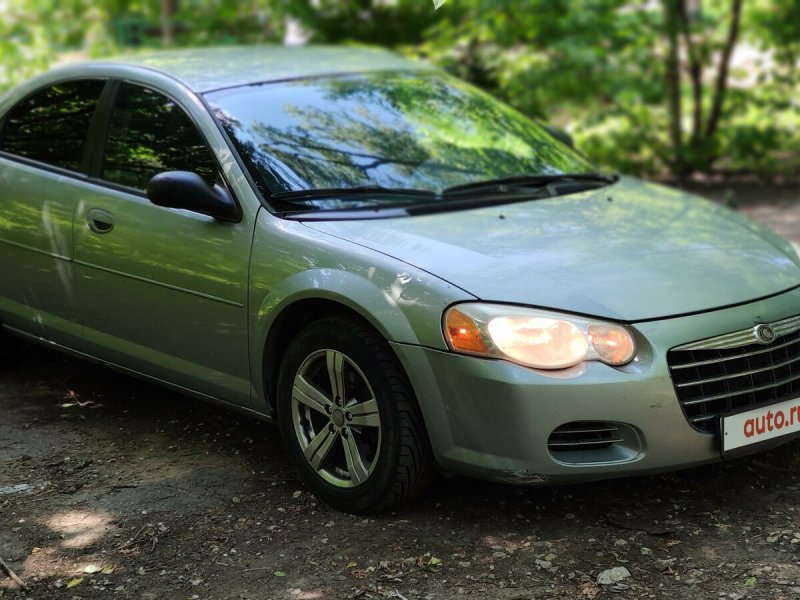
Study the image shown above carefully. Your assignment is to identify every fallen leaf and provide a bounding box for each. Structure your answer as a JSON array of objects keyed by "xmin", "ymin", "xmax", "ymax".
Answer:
[
  {"xmin": 83, "ymin": 565, "xmax": 102, "ymax": 574},
  {"xmin": 429, "ymin": 557, "xmax": 442, "ymax": 566},
  {"xmin": 347, "ymin": 561, "xmax": 358, "ymax": 569},
  {"xmin": 274, "ymin": 571, "xmax": 286, "ymax": 577},
  {"xmin": 31, "ymin": 547, "xmax": 41, "ymax": 554},
  {"xmin": 101, "ymin": 567, "xmax": 115, "ymax": 575},
  {"xmin": 744, "ymin": 577, "xmax": 756, "ymax": 586},
  {"xmin": 66, "ymin": 578, "xmax": 84, "ymax": 588},
  {"xmin": 579, "ymin": 581, "xmax": 600, "ymax": 599}
]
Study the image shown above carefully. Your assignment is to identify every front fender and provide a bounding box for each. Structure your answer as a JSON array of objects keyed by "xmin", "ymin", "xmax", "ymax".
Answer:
[{"xmin": 248, "ymin": 211, "xmax": 475, "ymax": 405}]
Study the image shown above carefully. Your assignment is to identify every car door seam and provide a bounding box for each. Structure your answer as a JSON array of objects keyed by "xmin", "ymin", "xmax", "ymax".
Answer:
[{"xmin": 0, "ymin": 237, "xmax": 72, "ymax": 262}]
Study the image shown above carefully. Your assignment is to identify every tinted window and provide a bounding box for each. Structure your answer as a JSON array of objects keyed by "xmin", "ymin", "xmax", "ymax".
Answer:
[
  {"xmin": 0, "ymin": 79, "xmax": 105, "ymax": 172},
  {"xmin": 102, "ymin": 83, "xmax": 217, "ymax": 191},
  {"xmin": 205, "ymin": 71, "xmax": 593, "ymax": 196}
]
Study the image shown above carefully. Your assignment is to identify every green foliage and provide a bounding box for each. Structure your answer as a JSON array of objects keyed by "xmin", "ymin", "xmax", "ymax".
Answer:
[
  {"xmin": 0, "ymin": 0, "xmax": 797, "ymax": 179},
  {"xmin": 282, "ymin": 0, "xmax": 456, "ymax": 47},
  {"xmin": 748, "ymin": 0, "xmax": 800, "ymax": 67},
  {"xmin": 575, "ymin": 106, "xmax": 669, "ymax": 176},
  {"xmin": 418, "ymin": 0, "xmax": 798, "ymax": 178},
  {"xmin": 0, "ymin": 0, "xmax": 111, "ymax": 91}
]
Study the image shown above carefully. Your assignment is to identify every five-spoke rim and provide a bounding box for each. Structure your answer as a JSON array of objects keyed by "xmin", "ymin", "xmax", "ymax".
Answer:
[{"xmin": 291, "ymin": 349, "xmax": 382, "ymax": 488}]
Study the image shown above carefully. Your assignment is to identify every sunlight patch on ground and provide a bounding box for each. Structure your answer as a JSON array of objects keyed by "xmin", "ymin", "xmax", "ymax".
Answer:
[
  {"xmin": 44, "ymin": 509, "xmax": 114, "ymax": 549},
  {"xmin": 288, "ymin": 588, "xmax": 325, "ymax": 599},
  {"xmin": 482, "ymin": 534, "xmax": 528, "ymax": 553},
  {"xmin": 8, "ymin": 510, "xmax": 117, "ymax": 586}
]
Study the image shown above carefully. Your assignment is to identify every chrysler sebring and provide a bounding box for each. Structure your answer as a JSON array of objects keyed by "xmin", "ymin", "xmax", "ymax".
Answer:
[{"xmin": 1, "ymin": 46, "xmax": 799, "ymax": 512}]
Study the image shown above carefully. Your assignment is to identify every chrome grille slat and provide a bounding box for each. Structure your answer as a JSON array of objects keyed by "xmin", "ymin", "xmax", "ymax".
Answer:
[
  {"xmin": 690, "ymin": 414, "xmax": 718, "ymax": 423},
  {"xmin": 676, "ymin": 353, "xmax": 800, "ymax": 388},
  {"xmin": 681, "ymin": 371, "xmax": 800, "ymax": 406},
  {"xmin": 673, "ymin": 314, "xmax": 800, "ymax": 351},
  {"xmin": 548, "ymin": 437, "xmax": 624, "ymax": 447},
  {"xmin": 668, "ymin": 318, "xmax": 800, "ymax": 434},
  {"xmin": 551, "ymin": 426, "xmax": 619, "ymax": 435},
  {"xmin": 669, "ymin": 336, "xmax": 800, "ymax": 370},
  {"xmin": 547, "ymin": 421, "xmax": 624, "ymax": 453}
]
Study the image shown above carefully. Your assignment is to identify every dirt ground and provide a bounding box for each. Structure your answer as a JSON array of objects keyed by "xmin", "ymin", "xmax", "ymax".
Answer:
[{"xmin": 2, "ymin": 183, "xmax": 800, "ymax": 600}]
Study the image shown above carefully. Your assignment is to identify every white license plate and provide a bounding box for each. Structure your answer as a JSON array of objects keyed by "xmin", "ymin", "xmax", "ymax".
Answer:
[{"xmin": 722, "ymin": 397, "xmax": 800, "ymax": 452}]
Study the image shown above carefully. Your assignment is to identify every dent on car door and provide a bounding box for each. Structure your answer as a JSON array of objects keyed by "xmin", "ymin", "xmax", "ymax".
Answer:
[
  {"xmin": 0, "ymin": 79, "xmax": 105, "ymax": 346},
  {"xmin": 73, "ymin": 81, "xmax": 254, "ymax": 406}
]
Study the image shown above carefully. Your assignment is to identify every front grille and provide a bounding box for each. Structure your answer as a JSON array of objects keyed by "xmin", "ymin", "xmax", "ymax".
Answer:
[
  {"xmin": 547, "ymin": 421, "xmax": 623, "ymax": 452},
  {"xmin": 668, "ymin": 319, "xmax": 800, "ymax": 433}
]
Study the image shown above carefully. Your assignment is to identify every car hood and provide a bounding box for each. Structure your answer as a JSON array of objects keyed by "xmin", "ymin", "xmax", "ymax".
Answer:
[{"xmin": 302, "ymin": 177, "xmax": 800, "ymax": 321}]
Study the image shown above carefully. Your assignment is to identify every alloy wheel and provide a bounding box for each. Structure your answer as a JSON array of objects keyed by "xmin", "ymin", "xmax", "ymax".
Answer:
[{"xmin": 290, "ymin": 349, "xmax": 382, "ymax": 488}]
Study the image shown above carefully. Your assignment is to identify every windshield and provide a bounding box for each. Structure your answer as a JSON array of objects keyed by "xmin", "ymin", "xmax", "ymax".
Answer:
[{"xmin": 205, "ymin": 71, "xmax": 595, "ymax": 208}]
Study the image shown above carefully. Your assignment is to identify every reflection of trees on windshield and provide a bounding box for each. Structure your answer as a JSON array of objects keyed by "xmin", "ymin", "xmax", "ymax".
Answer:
[
  {"xmin": 207, "ymin": 72, "xmax": 593, "ymax": 198},
  {"xmin": 249, "ymin": 109, "xmax": 433, "ymax": 190}
]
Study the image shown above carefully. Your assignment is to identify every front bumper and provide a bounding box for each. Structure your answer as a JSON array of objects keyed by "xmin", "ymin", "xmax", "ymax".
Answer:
[{"xmin": 391, "ymin": 287, "xmax": 800, "ymax": 484}]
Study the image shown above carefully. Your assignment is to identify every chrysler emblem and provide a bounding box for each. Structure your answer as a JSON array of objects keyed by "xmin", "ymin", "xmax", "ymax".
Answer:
[{"xmin": 754, "ymin": 324, "xmax": 775, "ymax": 344}]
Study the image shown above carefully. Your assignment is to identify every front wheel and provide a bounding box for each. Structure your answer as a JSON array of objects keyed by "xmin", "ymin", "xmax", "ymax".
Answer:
[{"xmin": 276, "ymin": 316, "xmax": 435, "ymax": 512}]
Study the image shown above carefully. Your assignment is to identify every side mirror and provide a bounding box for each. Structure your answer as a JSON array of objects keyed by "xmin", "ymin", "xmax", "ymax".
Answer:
[
  {"xmin": 146, "ymin": 171, "xmax": 240, "ymax": 222},
  {"xmin": 542, "ymin": 125, "xmax": 576, "ymax": 150}
]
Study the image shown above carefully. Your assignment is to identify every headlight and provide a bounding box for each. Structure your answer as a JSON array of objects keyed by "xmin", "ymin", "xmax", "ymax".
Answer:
[{"xmin": 444, "ymin": 303, "xmax": 636, "ymax": 370}]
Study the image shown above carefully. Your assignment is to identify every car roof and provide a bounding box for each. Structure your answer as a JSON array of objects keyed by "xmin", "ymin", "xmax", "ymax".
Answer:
[{"xmin": 92, "ymin": 45, "xmax": 431, "ymax": 93}]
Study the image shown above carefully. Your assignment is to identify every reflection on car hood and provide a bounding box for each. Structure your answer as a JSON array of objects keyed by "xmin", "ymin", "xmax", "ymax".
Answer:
[{"xmin": 303, "ymin": 177, "xmax": 800, "ymax": 321}]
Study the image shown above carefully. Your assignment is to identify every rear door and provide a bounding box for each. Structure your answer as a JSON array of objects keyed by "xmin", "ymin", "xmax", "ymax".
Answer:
[
  {"xmin": 0, "ymin": 79, "xmax": 106, "ymax": 346},
  {"xmin": 73, "ymin": 81, "xmax": 254, "ymax": 406}
]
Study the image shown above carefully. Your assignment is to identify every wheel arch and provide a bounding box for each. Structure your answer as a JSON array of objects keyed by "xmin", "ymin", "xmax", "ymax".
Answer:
[
  {"xmin": 261, "ymin": 297, "xmax": 387, "ymax": 414},
  {"xmin": 248, "ymin": 263, "xmax": 467, "ymax": 416}
]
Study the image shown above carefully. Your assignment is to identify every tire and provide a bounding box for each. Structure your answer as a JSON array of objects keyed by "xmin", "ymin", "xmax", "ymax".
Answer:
[{"xmin": 276, "ymin": 316, "xmax": 435, "ymax": 513}]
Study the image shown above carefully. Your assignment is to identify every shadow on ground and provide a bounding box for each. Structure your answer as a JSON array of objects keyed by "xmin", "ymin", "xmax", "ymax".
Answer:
[{"xmin": 3, "ymin": 340, "xmax": 800, "ymax": 600}]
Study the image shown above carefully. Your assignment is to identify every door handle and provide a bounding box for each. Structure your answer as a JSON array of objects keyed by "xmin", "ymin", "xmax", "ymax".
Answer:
[{"xmin": 87, "ymin": 208, "xmax": 115, "ymax": 234}]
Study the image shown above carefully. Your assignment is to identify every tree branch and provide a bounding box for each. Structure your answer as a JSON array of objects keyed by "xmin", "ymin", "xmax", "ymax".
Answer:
[
  {"xmin": 0, "ymin": 556, "xmax": 28, "ymax": 591},
  {"xmin": 705, "ymin": 0, "xmax": 742, "ymax": 139}
]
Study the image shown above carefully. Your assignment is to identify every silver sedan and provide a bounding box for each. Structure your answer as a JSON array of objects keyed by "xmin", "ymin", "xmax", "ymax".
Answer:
[{"xmin": 1, "ymin": 46, "xmax": 799, "ymax": 512}]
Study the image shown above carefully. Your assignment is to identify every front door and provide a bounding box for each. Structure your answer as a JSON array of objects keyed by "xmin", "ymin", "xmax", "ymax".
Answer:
[{"xmin": 73, "ymin": 81, "xmax": 254, "ymax": 406}]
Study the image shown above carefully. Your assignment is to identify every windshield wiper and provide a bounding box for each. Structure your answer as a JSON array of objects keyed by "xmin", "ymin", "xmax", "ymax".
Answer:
[
  {"xmin": 271, "ymin": 174, "xmax": 618, "ymax": 215},
  {"xmin": 442, "ymin": 172, "xmax": 618, "ymax": 197},
  {"xmin": 272, "ymin": 185, "xmax": 436, "ymax": 201},
  {"xmin": 271, "ymin": 185, "xmax": 438, "ymax": 213}
]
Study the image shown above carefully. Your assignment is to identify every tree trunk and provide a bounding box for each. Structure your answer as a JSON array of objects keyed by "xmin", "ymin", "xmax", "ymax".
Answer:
[
  {"xmin": 677, "ymin": 0, "xmax": 704, "ymax": 142},
  {"xmin": 705, "ymin": 0, "xmax": 743, "ymax": 139},
  {"xmin": 160, "ymin": 0, "xmax": 177, "ymax": 47},
  {"xmin": 662, "ymin": 0, "xmax": 684, "ymax": 174}
]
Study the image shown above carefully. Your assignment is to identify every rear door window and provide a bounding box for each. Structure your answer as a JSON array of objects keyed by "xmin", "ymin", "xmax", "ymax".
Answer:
[{"xmin": 0, "ymin": 79, "xmax": 105, "ymax": 172}]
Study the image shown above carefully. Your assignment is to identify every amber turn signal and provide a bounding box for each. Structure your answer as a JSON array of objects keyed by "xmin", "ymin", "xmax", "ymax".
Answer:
[{"xmin": 445, "ymin": 308, "xmax": 488, "ymax": 353}]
